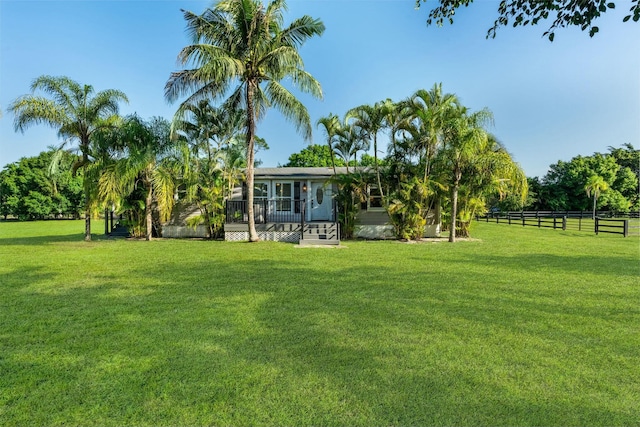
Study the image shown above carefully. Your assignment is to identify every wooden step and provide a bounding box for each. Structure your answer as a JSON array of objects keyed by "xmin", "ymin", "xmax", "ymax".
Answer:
[
  {"xmin": 109, "ymin": 226, "xmax": 130, "ymax": 237},
  {"xmin": 300, "ymin": 222, "xmax": 339, "ymax": 245},
  {"xmin": 298, "ymin": 237, "xmax": 340, "ymax": 246}
]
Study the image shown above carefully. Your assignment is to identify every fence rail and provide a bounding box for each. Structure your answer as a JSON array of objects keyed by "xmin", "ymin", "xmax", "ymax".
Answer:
[
  {"xmin": 595, "ymin": 218, "xmax": 629, "ymax": 237},
  {"xmin": 476, "ymin": 210, "xmax": 640, "ymax": 237}
]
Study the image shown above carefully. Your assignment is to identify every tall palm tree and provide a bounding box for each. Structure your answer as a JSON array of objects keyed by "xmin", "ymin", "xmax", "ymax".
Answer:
[
  {"xmin": 165, "ymin": 0, "xmax": 324, "ymax": 242},
  {"xmin": 316, "ymin": 113, "xmax": 341, "ymax": 175},
  {"xmin": 405, "ymin": 84, "xmax": 459, "ymax": 183},
  {"xmin": 8, "ymin": 75, "xmax": 128, "ymax": 241},
  {"xmin": 346, "ymin": 100, "xmax": 393, "ymax": 199},
  {"xmin": 333, "ymin": 122, "xmax": 367, "ymax": 173},
  {"xmin": 585, "ymin": 174, "xmax": 609, "ymax": 219},
  {"xmin": 437, "ymin": 105, "xmax": 494, "ymax": 242}
]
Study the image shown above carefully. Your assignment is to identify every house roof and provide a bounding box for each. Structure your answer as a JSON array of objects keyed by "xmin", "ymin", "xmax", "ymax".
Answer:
[{"xmin": 254, "ymin": 167, "xmax": 352, "ymax": 179}]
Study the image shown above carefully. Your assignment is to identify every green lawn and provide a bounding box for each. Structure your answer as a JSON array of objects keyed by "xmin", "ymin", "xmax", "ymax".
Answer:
[{"xmin": 1, "ymin": 220, "xmax": 638, "ymax": 426}]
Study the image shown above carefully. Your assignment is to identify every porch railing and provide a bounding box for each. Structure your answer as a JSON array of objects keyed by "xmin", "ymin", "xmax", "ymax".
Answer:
[{"xmin": 226, "ymin": 199, "xmax": 305, "ymax": 224}]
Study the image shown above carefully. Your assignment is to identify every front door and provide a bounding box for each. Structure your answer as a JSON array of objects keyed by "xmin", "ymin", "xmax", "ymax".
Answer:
[{"xmin": 310, "ymin": 182, "xmax": 331, "ymax": 221}]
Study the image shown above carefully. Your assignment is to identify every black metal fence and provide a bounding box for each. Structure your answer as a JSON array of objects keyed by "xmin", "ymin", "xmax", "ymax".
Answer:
[{"xmin": 226, "ymin": 199, "xmax": 305, "ymax": 224}]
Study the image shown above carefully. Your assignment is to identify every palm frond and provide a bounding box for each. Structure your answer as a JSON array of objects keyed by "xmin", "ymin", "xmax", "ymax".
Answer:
[
  {"xmin": 264, "ymin": 80, "xmax": 311, "ymax": 140},
  {"xmin": 8, "ymin": 96, "xmax": 69, "ymax": 133}
]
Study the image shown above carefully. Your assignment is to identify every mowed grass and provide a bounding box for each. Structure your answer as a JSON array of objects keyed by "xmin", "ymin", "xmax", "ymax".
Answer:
[{"xmin": 0, "ymin": 220, "xmax": 638, "ymax": 426}]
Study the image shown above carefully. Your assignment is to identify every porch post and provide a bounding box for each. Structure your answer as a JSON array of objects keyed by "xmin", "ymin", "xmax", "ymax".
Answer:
[{"xmin": 306, "ymin": 180, "xmax": 311, "ymax": 222}]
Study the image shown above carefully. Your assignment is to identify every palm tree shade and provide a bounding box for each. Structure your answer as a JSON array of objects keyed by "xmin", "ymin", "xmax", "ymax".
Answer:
[
  {"xmin": 8, "ymin": 75, "xmax": 128, "ymax": 241},
  {"xmin": 165, "ymin": 0, "xmax": 324, "ymax": 242}
]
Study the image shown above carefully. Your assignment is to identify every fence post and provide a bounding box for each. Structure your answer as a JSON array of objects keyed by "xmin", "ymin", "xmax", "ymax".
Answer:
[
  {"xmin": 579, "ymin": 216, "xmax": 582, "ymax": 231},
  {"xmin": 624, "ymin": 219, "xmax": 629, "ymax": 237},
  {"xmin": 263, "ymin": 199, "xmax": 268, "ymax": 224},
  {"xmin": 538, "ymin": 216, "xmax": 541, "ymax": 228},
  {"xmin": 562, "ymin": 216, "xmax": 567, "ymax": 231},
  {"xmin": 595, "ymin": 217, "xmax": 599, "ymax": 235},
  {"xmin": 508, "ymin": 215, "xmax": 511, "ymax": 225},
  {"xmin": 522, "ymin": 215, "xmax": 525, "ymax": 227}
]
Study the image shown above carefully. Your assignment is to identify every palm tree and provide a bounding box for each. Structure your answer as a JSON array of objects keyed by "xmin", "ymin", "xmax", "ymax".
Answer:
[
  {"xmin": 404, "ymin": 84, "xmax": 459, "ymax": 183},
  {"xmin": 171, "ymin": 100, "xmax": 246, "ymax": 237},
  {"xmin": 454, "ymin": 134, "xmax": 527, "ymax": 237},
  {"xmin": 316, "ymin": 113, "xmax": 341, "ymax": 175},
  {"xmin": 585, "ymin": 174, "xmax": 609, "ymax": 219},
  {"xmin": 346, "ymin": 100, "xmax": 393, "ymax": 199},
  {"xmin": 165, "ymin": 0, "xmax": 324, "ymax": 242},
  {"xmin": 8, "ymin": 75, "xmax": 128, "ymax": 241},
  {"xmin": 437, "ymin": 105, "xmax": 494, "ymax": 242},
  {"xmin": 171, "ymin": 100, "xmax": 244, "ymax": 163},
  {"xmin": 333, "ymin": 123, "xmax": 367, "ymax": 173},
  {"xmin": 98, "ymin": 116, "xmax": 178, "ymax": 241}
]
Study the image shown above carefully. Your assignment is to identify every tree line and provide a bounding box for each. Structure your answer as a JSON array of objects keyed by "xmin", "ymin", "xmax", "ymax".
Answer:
[
  {"xmin": 0, "ymin": 150, "xmax": 83, "ymax": 220},
  {"xmin": 518, "ymin": 144, "xmax": 639, "ymax": 213}
]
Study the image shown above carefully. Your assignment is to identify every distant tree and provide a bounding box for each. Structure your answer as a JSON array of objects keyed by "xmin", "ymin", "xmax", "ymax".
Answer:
[
  {"xmin": 0, "ymin": 150, "xmax": 83, "ymax": 220},
  {"xmin": 417, "ymin": 0, "xmax": 639, "ymax": 41},
  {"xmin": 609, "ymin": 143, "xmax": 640, "ymax": 178},
  {"xmin": 359, "ymin": 153, "xmax": 388, "ymax": 168},
  {"xmin": 165, "ymin": 0, "xmax": 324, "ymax": 242},
  {"xmin": 0, "ymin": 164, "xmax": 20, "ymax": 219},
  {"xmin": 608, "ymin": 143, "xmax": 639, "ymax": 209},
  {"xmin": 540, "ymin": 150, "xmax": 634, "ymax": 212},
  {"xmin": 282, "ymin": 144, "xmax": 345, "ymax": 168},
  {"xmin": 8, "ymin": 75, "xmax": 128, "ymax": 240}
]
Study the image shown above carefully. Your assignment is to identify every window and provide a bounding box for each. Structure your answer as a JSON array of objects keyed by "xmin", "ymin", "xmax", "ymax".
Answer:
[
  {"xmin": 294, "ymin": 182, "xmax": 301, "ymax": 213},
  {"xmin": 241, "ymin": 182, "xmax": 268, "ymax": 202},
  {"xmin": 254, "ymin": 183, "xmax": 268, "ymax": 200},
  {"xmin": 275, "ymin": 182, "xmax": 292, "ymax": 211},
  {"xmin": 368, "ymin": 185, "xmax": 384, "ymax": 210}
]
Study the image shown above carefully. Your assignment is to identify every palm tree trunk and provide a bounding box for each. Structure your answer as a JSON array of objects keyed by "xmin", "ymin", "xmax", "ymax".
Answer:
[
  {"xmin": 145, "ymin": 177, "xmax": 153, "ymax": 241},
  {"xmin": 246, "ymin": 82, "xmax": 259, "ymax": 242},
  {"xmin": 328, "ymin": 140, "xmax": 337, "ymax": 175},
  {"xmin": 374, "ymin": 134, "xmax": 384, "ymax": 200},
  {"xmin": 449, "ymin": 183, "xmax": 458, "ymax": 243},
  {"xmin": 82, "ymin": 154, "xmax": 91, "ymax": 242},
  {"xmin": 449, "ymin": 168, "xmax": 460, "ymax": 243},
  {"xmin": 592, "ymin": 194, "xmax": 597, "ymax": 220},
  {"xmin": 84, "ymin": 191, "xmax": 91, "ymax": 241}
]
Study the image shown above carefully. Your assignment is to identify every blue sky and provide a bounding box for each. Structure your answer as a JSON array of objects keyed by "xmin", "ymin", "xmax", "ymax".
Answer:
[{"xmin": 1, "ymin": 0, "xmax": 638, "ymax": 178}]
